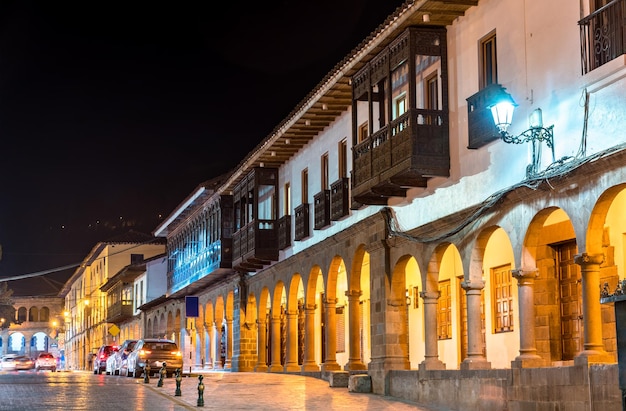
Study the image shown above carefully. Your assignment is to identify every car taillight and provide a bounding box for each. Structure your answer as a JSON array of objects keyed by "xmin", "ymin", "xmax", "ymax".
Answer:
[{"xmin": 100, "ymin": 354, "xmax": 105, "ymax": 359}]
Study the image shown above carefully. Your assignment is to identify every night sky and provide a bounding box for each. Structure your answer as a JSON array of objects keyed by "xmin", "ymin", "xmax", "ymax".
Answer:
[{"xmin": 0, "ymin": 0, "xmax": 406, "ymax": 296}]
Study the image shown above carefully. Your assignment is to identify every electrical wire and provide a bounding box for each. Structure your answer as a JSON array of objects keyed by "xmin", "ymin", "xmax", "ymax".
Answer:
[
  {"xmin": 0, "ymin": 237, "xmax": 164, "ymax": 283},
  {"xmin": 382, "ymin": 142, "xmax": 626, "ymax": 244}
]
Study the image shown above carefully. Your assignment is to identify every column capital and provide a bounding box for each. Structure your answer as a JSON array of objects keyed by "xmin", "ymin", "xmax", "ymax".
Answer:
[
  {"xmin": 304, "ymin": 304, "xmax": 317, "ymax": 312},
  {"xmin": 574, "ymin": 252, "xmax": 604, "ymax": 266},
  {"xmin": 419, "ymin": 291, "xmax": 440, "ymax": 301},
  {"xmin": 323, "ymin": 298, "xmax": 338, "ymax": 306},
  {"xmin": 512, "ymin": 268, "xmax": 539, "ymax": 283},
  {"xmin": 461, "ymin": 279, "xmax": 485, "ymax": 291},
  {"xmin": 345, "ymin": 290, "xmax": 362, "ymax": 299}
]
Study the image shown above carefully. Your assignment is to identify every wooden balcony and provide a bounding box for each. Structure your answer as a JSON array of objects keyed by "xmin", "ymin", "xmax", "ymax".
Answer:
[
  {"xmin": 232, "ymin": 220, "xmax": 278, "ymax": 272},
  {"xmin": 579, "ymin": 0, "xmax": 626, "ymax": 74},
  {"xmin": 277, "ymin": 215, "xmax": 291, "ymax": 250},
  {"xmin": 352, "ymin": 108, "xmax": 449, "ymax": 205},
  {"xmin": 314, "ymin": 190, "xmax": 331, "ymax": 230},
  {"xmin": 105, "ymin": 300, "xmax": 133, "ymax": 324},
  {"xmin": 330, "ymin": 178, "xmax": 350, "ymax": 220},
  {"xmin": 294, "ymin": 203, "xmax": 310, "ymax": 241}
]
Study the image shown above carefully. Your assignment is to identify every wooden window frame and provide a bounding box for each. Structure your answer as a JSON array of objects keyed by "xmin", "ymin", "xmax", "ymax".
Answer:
[
  {"xmin": 479, "ymin": 31, "xmax": 497, "ymax": 90},
  {"xmin": 437, "ymin": 279, "xmax": 452, "ymax": 340},
  {"xmin": 491, "ymin": 264, "xmax": 514, "ymax": 333}
]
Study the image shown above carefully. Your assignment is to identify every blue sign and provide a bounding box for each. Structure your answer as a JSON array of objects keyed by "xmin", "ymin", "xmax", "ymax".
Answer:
[{"xmin": 186, "ymin": 296, "xmax": 199, "ymax": 318}]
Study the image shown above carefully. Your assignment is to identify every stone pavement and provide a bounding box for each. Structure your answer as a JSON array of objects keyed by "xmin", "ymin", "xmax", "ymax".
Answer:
[{"xmin": 142, "ymin": 371, "xmax": 448, "ymax": 410}]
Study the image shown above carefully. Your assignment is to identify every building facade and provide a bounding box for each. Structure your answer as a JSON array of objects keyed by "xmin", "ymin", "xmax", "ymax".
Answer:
[
  {"xmin": 63, "ymin": 0, "xmax": 626, "ymax": 409},
  {"xmin": 0, "ymin": 296, "xmax": 65, "ymax": 361},
  {"xmin": 59, "ymin": 231, "xmax": 165, "ymax": 370}
]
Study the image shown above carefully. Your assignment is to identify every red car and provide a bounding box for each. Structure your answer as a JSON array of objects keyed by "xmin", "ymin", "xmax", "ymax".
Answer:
[{"xmin": 93, "ymin": 345, "xmax": 118, "ymax": 374}]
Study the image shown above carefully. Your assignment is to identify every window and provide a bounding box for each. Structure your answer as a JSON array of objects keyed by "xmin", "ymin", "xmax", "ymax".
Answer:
[
  {"xmin": 492, "ymin": 264, "xmax": 513, "ymax": 333},
  {"xmin": 283, "ymin": 182, "xmax": 291, "ymax": 216},
  {"xmin": 131, "ymin": 254, "xmax": 144, "ymax": 264},
  {"xmin": 394, "ymin": 95, "xmax": 407, "ymax": 119},
  {"xmin": 593, "ymin": 0, "xmax": 612, "ymax": 11},
  {"xmin": 301, "ymin": 169, "xmax": 308, "ymax": 204},
  {"xmin": 257, "ymin": 184, "xmax": 275, "ymax": 221},
  {"xmin": 338, "ymin": 139, "xmax": 348, "ymax": 179},
  {"xmin": 479, "ymin": 31, "xmax": 497, "ymax": 89},
  {"xmin": 358, "ymin": 122, "xmax": 369, "ymax": 144},
  {"xmin": 437, "ymin": 280, "xmax": 452, "ymax": 340},
  {"xmin": 321, "ymin": 153, "xmax": 329, "ymax": 190},
  {"xmin": 425, "ymin": 72, "xmax": 439, "ymax": 110},
  {"xmin": 391, "ymin": 61, "xmax": 409, "ymax": 120}
]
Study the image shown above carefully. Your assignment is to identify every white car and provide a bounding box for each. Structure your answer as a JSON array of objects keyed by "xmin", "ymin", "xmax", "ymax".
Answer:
[
  {"xmin": 35, "ymin": 352, "xmax": 56, "ymax": 372},
  {"xmin": 105, "ymin": 339, "xmax": 137, "ymax": 375},
  {"xmin": 1, "ymin": 354, "xmax": 18, "ymax": 371}
]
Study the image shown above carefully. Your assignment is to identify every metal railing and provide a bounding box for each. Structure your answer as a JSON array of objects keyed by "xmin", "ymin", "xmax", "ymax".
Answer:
[{"xmin": 579, "ymin": 0, "xmax": 626, "ymax": 74}]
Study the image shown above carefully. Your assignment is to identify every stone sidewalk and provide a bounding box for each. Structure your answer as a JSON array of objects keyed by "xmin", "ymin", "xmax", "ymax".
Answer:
[{"xmin": 142, "ymin": 371, "xmax": 447, "ymax": 410}]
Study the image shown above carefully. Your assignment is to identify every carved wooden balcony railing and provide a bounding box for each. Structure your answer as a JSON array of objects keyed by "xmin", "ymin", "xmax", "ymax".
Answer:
[
  {"xmin": 314, "ymin": 190, "xmax": 331, "ymax": 230},
  {"xmin": 330, "ymin": 178, "xmax": 350, "ymax": 220},
  {"xmin": 232, "ymin": 220, "xmax": 278, "ymax": 271},
  {"xmin": 294, "ymin": 203, "xmax": 310, "ymax": 241},
  {"xmin": 579, "ymin": 0, "xmax": 626, "ymax": 74},
  {"xmin": 352, "ymin": 108, "xmax": 449, "ymax": 204},
  {"xmin": 105, "ymin": 300, "xmax": 133, "ymax": 323},
  {"xmin": 277, "ymin": 215, "xmax": 291, "ymax": 250}
]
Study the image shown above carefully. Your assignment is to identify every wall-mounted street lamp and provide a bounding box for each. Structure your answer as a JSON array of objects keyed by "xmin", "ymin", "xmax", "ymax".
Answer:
[{"xmin": 489, "ymin": 89, "xmax": 555, "ymax": 177}]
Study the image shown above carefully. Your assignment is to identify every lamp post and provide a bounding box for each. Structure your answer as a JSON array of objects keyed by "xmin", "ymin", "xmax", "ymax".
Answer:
[{"xmin": 489, "ymin": 89, "xmax": 555, "ymax": 178}]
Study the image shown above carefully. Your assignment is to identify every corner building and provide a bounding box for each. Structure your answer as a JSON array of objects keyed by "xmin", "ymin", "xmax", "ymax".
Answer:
[{"xmin": 152, "ymin": 1, "xmax": 626, "ymax": 409}]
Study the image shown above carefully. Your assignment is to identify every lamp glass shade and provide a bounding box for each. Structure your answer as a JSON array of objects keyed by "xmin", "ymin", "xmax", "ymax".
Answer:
[{"xmin": 490, "ymin": 101, "xmax": 515, "ymax": 133}]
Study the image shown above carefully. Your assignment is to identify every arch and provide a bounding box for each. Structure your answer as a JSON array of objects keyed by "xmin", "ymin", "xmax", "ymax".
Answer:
[
  {"xmin": 17, "ymin": 307, "xmax": 27, "ymax": 323},
  {"xmin": 523, "ymin": 207, "xmax": 580, "ymax": 363},
  {"xmin": 29, "ymin": 307, "xmax": 39, "ymax": 322},
  {"xmin": 479, "ymin": 226, "xmax": 517, "ymax": 368},
  {"xmin": 40, "ymin": 307, "xmax": 50, "ymax": 322},
  {"xmin": 392, "ymin": 254, "xmax": 423, "ymax": 369},
  {"xmin": 284, "ymin": 273, "xmax": 305, "ymax": 371}
]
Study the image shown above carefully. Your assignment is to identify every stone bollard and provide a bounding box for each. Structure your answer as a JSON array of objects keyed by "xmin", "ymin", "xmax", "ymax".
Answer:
[
  {"xmin": 197, "ymin": 375, "xmax": 205, "ymax": 407},
  {"xmin": 175, "ymin": 368, "xmax": 182, "ymax": 396},
  {"xmin": 143, "ymin": 364, "xmax": 151, "ymax": 384},
  {"xmin": 157, "ymin": 362, "xmax": 167, "ymax": 387}
]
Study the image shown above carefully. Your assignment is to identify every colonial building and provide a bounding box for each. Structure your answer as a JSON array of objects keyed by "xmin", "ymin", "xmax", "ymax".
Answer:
[
  {"xmin": 0, "ymin": 296, "xmax": 64, "ymax": 360},
  {"xmin": 59, "ymin": 231, "xmax": 165, "ymax": 370},
  {"xmin": 78, "ymin": 0, "xmax": 626, "ymax": 409}
]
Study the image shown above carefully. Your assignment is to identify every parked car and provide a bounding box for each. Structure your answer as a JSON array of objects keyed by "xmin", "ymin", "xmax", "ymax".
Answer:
[
  {"xmin": 124, "ymin": 338, "xmax": 182, "ymax": 378},
  {"xmin": 93, "ymin": 344, "xmax": 118, "ymax": 374},
  {"xmin": 35, "ymin": 352, "xmax": 56, "ymax": 372},
  {"xmin": 105, "ymin": 339, "xmax": 137, "ymax": 375},
  {"xmin": 1, "ymin": 354, "xmax": 18, "ymax": 371},
  {"xmin": 14, "ymin": 355, "xmax": 35, "ymax": 370}
]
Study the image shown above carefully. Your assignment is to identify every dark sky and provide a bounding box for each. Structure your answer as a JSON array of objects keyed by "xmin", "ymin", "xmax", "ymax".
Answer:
[{"xmin": 0, "ymin": 0, "xmax": 406, "ymax": 296}]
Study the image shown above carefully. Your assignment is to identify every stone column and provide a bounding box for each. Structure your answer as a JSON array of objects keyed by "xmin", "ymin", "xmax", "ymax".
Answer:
[
  {"xmin": 213, "ymin": 322, "xmax": 222, "ymax": 370},
  {"xmin": 574, "ymin": 253, "xmax": 613, "ymax": 364},
  {"xmin": 301, "ymin": 304, "xmax": 319, "ymax": 372},
  {"xmin": 460, "ymin": 279, "xmax": 491, "ymax": 370},
  {"xmin": 224, "ymin": 317, "xmax": 233, "ymax": 370},
  {"xmin": 321, "ymin": 298, "xmax": 340, "ymax": 372},
  {"xmin": 284, "ymin": 311, "xmax": 300, "ymax": 372},
  {"xmin": 345, "ymin": 290, "xmax": 366, "ymax": 371},
  {"xmin": 419, "ymin": 290, "xmax": 445, "ymax": 370},
  {"xmin": 255, "ymin": 318, "xmax": 268, "ymax": 372},
  {"xmin": 203, "ymin": 323, "xmax": 212, "ymax": 369},
  {"xmin": 269, "ymin": 315, "xmax": 283, "ymax": 372},
  {"xmin": 511, "ymin": 268, "xmax": 544, "ymax": 367}
]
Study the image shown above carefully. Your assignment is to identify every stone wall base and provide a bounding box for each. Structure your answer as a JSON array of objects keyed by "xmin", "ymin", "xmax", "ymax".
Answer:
[{"xmin": 386, "ymin": 364, "xmax": 620, "ymax": 411}]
